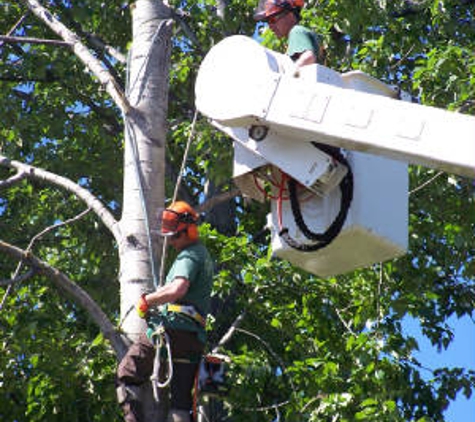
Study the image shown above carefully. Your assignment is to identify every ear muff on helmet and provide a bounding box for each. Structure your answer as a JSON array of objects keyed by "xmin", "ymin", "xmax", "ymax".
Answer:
[
  {"xmin": 176, "ymin": 211, "xmax": 199, "ymax": 241},
  {"xmin": 186, "ymin": 223, "xmax": 199, "ymax": 241}
]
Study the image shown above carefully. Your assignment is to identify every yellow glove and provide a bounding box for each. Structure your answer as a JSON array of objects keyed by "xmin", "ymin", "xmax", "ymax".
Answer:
[{"xmin": 136, "ymin": 294, "xmax": 149, "ymax": 319}]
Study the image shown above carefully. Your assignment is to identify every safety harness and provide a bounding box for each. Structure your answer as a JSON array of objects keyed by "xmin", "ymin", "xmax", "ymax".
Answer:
[
  {"xmin": 150, "ymin": 303, "xmax": 207, "ymax": 404},
  {"xmin": 167, "ymin": 303, "xmax": 206, "ymax": 327}
]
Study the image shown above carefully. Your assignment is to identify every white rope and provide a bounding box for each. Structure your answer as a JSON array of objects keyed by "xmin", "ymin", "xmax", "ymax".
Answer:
[
  {"xmin": 172, "ymin": 110, "xmax": 199, "ymax": 202},
  {"xmin": 151, "ymin": 327, "xmax": 174, "ymax": 401},
  {"xmin": 158, "ymin": 109, "xmax": 199, "ymax": 286}
]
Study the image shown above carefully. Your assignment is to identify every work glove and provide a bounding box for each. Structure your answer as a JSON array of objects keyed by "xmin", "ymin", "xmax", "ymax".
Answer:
[{"xmin": 136, "ymin": 294, "xmax": 149, "ymax": 319}]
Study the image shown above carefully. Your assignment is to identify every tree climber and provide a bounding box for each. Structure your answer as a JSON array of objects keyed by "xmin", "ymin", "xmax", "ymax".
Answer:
[
  {"xmin": 254, "ymin": 0, "xmax": 325, "ymax": 69},
  {"xmin": 116, "ymin": 201, "xmax": 215, "ymax": 422}
]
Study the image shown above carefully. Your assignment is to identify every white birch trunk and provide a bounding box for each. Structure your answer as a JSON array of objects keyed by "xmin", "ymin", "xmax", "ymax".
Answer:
[
  {"xmin": 118, "ymin": 1, "xmax": 173, "ymax": 420},
  {"xmin": 119, "ymin": 0, "xmax": 172, "ymax": 344}
]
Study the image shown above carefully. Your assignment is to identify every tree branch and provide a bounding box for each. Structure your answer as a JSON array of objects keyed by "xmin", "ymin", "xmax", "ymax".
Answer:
[
  {"xmin": 57, "ymin": 3, "xmax": 127, "ymax": 64},
  {"xmin": 334, "ymin": 306, "xmax": 357, "ymax": 336},
  {"xmin": 212, "ymin": 311, "xmax": 246, "ymax": 353},
  {"xmin": 172, "ymin": 11, "xmax": 204, "ymax": 55},
  {"xmin": 1, "ymin": 208, "xmax": 93, "ymax": 310},
  {"xmin": 0, "ymin": 35, "xmax": 72, "ymax": 47},
  {"xmin": 4, "ymin": 12, "xmax": 30, "ymax": 37},
  {"xmin": 0, "ymin": 12, "xmax": 30, "ymax": 55},
  {"xmin": 85, "ymin": 32, "xmax": 127, "ymax": 64},
  {"xmin": 235, "ymin": 327, "xmax": 296, "ymax": 392},
  {"xmin": 22, "ymin": 0, "xmax": 131, "ymax": 115},
  {"xmin": 198, "ymin": 188, "xmax": 241, "ymax": 214},
  {"xmin": 0, "ymin": 239, "xmax": 127, "ymax": 359},
  {"xmin": 409, "ymin": 171, "xmax": 444, "ymax": 196},
  {"xmin": 0, "ymin": 169, "xmax": 28, "ymax": 189},
  {"xmin": 59, "ymin": 9, "xmax": 126, "ymax": 88},
  {"xmin": 0, "ymin": 269, "xmax": 36, "ymax": 287},
  {"xmin": 31, "ymin": 207, "xmax": 93, "ymax": 246},
  {"xmin": 0, "ymin": 154, "xmax": 121, "ymax": 241}
]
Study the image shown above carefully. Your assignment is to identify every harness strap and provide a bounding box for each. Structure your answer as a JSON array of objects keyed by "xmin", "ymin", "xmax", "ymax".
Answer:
[{"xmin": 168, "ymin": 304, "xmax": 206, "ymax": 327}]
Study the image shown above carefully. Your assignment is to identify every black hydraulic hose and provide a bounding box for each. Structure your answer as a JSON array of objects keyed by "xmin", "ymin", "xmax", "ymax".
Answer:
[{"xmin": 279, "ymin": 145, "xmax": 353, "ymax": 252}]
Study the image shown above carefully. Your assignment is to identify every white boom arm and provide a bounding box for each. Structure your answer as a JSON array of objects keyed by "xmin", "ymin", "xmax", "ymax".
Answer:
[{"xmin": 196, "ymin": 35, "xmax": 475, "ymax": 178}]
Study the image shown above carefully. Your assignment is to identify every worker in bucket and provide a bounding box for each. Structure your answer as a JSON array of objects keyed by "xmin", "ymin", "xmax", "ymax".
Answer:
[
  {"xmin": 254, "ymin": 0, "xmax": 324, "ymax": 70},
  {"xmin": 116, "ymin": 201, "xmax": 214, "ymax": 422}
]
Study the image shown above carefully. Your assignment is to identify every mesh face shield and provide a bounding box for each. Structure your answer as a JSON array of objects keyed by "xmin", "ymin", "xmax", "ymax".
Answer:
[
  {"xmin": 158, "ymin": 208, "xmax": 197, "ymax": 237},
  {"xmin": 159, "ymin": 209, "xmax": 185, "ymax": 237}
]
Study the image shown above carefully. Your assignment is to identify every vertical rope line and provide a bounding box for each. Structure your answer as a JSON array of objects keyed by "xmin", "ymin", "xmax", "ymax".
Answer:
[
  {"xmin": 158, "ymin": 110, "xmax": 199, "ymax": 286},
  {"xmin": 172, "ymin": 110, "xmax": 199, "ymax": 202}
]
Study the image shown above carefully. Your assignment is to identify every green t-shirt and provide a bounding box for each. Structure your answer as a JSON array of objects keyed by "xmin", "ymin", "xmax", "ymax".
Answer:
[
  {"xmin": 287, "ymin": 25, "xmax": 320, "ymax": 62},
  {"xmin": 148, "ymin": 242, "xmax": 214, "ymax": 343}
]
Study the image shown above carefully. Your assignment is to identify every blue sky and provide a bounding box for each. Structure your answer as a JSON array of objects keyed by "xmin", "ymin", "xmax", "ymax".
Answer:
[{"xmin": 404, "ymin": 316, "xmax": 475, "ymax": 421}]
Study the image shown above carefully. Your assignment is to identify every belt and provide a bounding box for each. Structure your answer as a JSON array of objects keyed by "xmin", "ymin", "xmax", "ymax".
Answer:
[{"xmin": 167, "ymin": 304, "xmax": 206, "ymax": 327}]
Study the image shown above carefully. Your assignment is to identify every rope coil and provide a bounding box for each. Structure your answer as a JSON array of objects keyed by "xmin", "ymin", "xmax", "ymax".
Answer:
[{"xmin": 150, "ymin": 326, "xmax": 174, "ymax": 401}]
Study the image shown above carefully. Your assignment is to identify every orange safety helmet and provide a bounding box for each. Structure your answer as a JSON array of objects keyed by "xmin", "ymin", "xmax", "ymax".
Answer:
[
  {"xmin": 159, "ymin": 201, "xmax": 199, "ymax": 241},
  {"xmin": 254, "ymin": 0, "xmax": 304, "ymax": 21}
]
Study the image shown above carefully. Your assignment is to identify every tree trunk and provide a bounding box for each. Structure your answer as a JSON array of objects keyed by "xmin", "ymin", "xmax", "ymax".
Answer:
[{"xmin": 118, "ymin": 0, "xmax": 173, "ymax": 420}]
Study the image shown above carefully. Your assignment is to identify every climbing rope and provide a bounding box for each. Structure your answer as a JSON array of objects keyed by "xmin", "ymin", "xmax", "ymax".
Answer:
[
  {"xmin": 150, "ymin": 325, "xmax": 174, "ymax": 401},
  {"xmin": 158, "ymin": 110, "xmax": 199, "ymax": 286}
]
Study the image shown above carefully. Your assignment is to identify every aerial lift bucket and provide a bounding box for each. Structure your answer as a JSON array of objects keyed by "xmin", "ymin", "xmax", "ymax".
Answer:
[{"xmin": 195, "ymin": 35, "xmax": 474, "ymax": 276}]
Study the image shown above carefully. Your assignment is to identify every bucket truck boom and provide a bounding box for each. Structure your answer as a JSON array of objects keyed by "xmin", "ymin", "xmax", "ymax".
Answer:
[
  {"xmin": 194, "ymin": 35, "xmax": 475, "ymax": 277},
  {"xmin": 196, "ymin": 35, "xmax": 475, "ymax": 178}
]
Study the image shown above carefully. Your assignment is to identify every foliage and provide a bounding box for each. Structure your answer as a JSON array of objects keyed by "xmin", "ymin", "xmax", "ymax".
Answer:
[
  {"xmin": 0, "ymin": 281, "xmax": 119, "ymax": 421},
  {"xmin": 1, "ymin": 0, "xmax": 474, "ymax": 421}
]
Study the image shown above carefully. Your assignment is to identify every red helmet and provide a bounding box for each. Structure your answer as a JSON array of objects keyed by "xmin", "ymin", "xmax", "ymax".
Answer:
[
  {"xmin": 254, "ymin": 0, "xmax": 304, "ymax": 21},
  {"xmin": 159, "ymin": 201, "xmax": 199, "ymax": 240}
]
